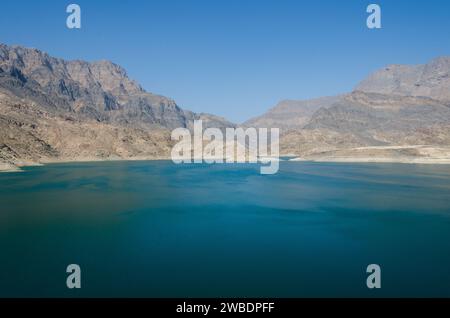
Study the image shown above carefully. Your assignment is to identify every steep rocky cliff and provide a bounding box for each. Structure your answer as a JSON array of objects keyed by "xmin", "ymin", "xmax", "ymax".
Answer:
[{"xmin": 0, "ymin": 44, "xmax": 233, "ymax": 170}]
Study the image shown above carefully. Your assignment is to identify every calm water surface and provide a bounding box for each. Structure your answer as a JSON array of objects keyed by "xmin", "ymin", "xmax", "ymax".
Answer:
[{"xmin": 1, "ymin": 161, "xmax": 450, "ymax": 297}]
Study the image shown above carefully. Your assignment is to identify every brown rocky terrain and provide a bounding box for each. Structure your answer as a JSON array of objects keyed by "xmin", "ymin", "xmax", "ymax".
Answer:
[
  {"xmin": 0, "ymin": 44, "xmax": 233, "ymax": 171},
  {"xmin": 1, "ymin": 43, "xmax": 450, "ymax": 171},
  {"xmin": 246, "ymin": 57, "xmax": 450, "ymax": 163}
]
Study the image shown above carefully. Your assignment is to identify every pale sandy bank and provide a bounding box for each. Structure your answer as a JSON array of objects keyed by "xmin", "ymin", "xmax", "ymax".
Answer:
[{"xmin": 290, "ymin": 145, "xmax": 450, "ymax": 165}]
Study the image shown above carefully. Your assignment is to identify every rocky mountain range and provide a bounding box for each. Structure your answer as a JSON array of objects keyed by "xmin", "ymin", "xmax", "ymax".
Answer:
[
  {"xmin": 1, "ymin": 43, "xmax": 450, "ymax": 171},
  {"xmin": 0, "ymin": 44, "xmax": 233, "ymax": 171},
  {"xmin": 246, "ymin": 57, "xmax": 450, "ymax": 163}
]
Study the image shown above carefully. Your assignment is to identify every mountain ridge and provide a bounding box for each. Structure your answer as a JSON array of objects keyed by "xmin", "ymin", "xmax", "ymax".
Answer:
[
  {"xmin": 247, "ymin": 56, "xmax": 450, "ymax": 162},
  {"xmin": 355, "ymin": 56, "xmax": 450, "ymax": 101},
  {"xmin": 0, "ymin": 43, "xmax": 234, "ymax": 170},
  {"xmin": 0, "ymin": 43, "xmax": 234, "ymax": 130},
  {"xmin": 1, "ymin": 44, "xmax": 450, "ymax": 171}
]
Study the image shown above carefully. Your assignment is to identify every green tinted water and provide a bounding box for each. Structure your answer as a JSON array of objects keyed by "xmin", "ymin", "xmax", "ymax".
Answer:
[{"xmin": 0, "ymin": 161, "xmax": 450, "ymax": 297}]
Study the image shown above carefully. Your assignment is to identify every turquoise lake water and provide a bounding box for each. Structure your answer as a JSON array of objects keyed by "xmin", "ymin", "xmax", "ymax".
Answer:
[{"xmin": 0, "ymin": 161, "xmax": 450, "ymax": 297}]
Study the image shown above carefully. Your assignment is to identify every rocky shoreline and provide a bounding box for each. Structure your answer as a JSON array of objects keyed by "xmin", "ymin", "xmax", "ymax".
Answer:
[{"xmin": 3, "ymin": 147, "xmax": 450, "ymax": 173}]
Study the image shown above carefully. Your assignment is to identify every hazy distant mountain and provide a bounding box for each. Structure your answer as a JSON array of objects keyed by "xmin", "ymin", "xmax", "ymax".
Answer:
[
  {"xmin": 0, "ymin": 44, "xmax": 234, "ymax": 170},
  {"xmin": 243, "ymin": 95, "xmax": 343, "ymax": 129}
]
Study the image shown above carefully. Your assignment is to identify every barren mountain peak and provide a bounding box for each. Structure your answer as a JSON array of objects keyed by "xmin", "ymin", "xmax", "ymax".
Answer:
[
  {"xmin": 0, "ymin": 43, "xmax": 235, "ymax": 170},
  {"xmin": 356, "ymin": 56, "xmax": 450, "ymax": 101}
]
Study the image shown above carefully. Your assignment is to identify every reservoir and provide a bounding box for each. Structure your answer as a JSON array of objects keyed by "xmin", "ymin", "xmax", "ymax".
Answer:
[{"xmin": 1, "ymin": 161, "xmax": 449, "ymax": 297}]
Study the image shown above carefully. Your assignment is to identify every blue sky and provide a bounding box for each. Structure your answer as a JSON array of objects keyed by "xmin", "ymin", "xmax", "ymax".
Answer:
[{"xmin": 1, "ymin": 0, "xmax": 449, "ymax": 123}]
